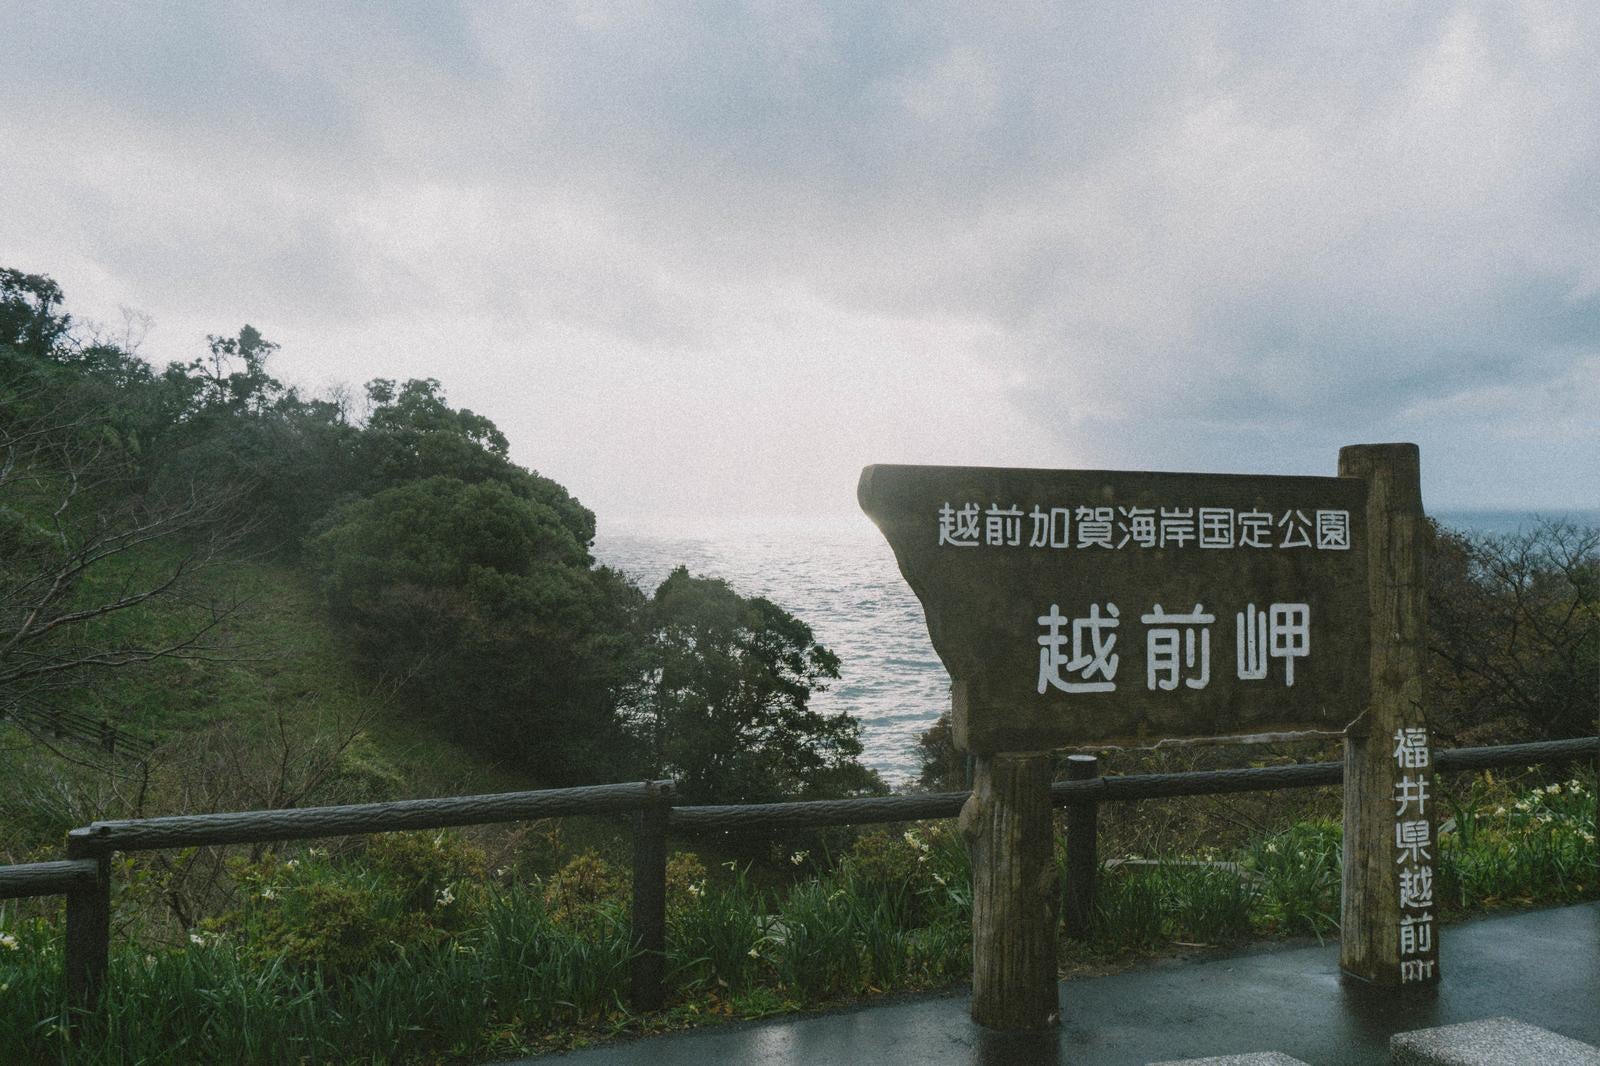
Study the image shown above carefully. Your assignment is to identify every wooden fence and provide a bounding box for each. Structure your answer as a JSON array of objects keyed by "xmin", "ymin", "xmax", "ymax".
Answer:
[{"xmin": 0, "ymin": 735, "xmax": 1593, "ymax": 1022}]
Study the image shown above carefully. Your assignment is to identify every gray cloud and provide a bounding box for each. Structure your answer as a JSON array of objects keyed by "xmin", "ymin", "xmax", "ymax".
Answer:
[{"xmin": 1, "ymin": 1, "xmax": 1594, "ymax": 520}]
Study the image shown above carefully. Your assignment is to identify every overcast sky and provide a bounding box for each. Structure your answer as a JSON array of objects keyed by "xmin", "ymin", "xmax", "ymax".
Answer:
[{"xmin": 4, "ymin": 2, "xmax": 1596, "ymax": 530}]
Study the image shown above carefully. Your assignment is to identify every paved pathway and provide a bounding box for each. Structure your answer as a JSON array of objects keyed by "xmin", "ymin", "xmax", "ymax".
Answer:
[{"xmin": 507, "ymin": 902, "xmax": 1599, "ymax": 1065}]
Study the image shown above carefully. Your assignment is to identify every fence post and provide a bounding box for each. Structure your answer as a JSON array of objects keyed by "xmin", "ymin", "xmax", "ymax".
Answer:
[
  {"xmin": 630, "ymin": 780, "xmax": 672, "ymax": 1012},
  {"xmin": 1063, "ymin": 754, "xmax": 1098, "ymax": 938},
  {"xmin": 64, "ymin": 828, "xmax": 111, "ymax": 1024}
]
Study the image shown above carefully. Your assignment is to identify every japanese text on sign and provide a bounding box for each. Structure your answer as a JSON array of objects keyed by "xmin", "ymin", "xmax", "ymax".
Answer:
[
  {"xmin": 858, "ymin": 463, "xmax": 1370, "ymax": 751},
  {"xmin": 938, "ymin": 503, "xmax": 1352, "ymax": 551},
  {"xmin": 1037, "ymin": 601, "xmax": 1311, "ymax": 694},
  {"xmin": 1393, "ymin": 726, "xmax": 1436, "ymax": 984}
]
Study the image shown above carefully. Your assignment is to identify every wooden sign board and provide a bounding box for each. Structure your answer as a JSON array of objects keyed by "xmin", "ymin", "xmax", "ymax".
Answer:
[{"xmin": 859, "ymin": 464, "xmax": 1371, "ymax": 752}]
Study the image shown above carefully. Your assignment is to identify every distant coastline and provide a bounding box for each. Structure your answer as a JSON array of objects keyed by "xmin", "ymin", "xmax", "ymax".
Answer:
[{"xmin": 1433, "ymin": 509, "xmax": 1600, "ymax": 537}]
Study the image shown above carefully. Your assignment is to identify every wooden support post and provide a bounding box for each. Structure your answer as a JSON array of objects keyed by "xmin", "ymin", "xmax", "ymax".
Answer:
[
  {"xmin": 960, "ymin": 752, "xmax": 1059, "ymax": 1029},
  {"xmin": 1062, "ymin": 754, "xmax": 1098, "ymax": 939},
  {"xmin": 630, "ymin": 781, "xmax": 671, "ymax": 1012},
  {"xmin": 64, "ymin": 829, "xmax": 111, "ymax": 1022},
  {"xmin": 1338, "ymin": 443, "xmax": 1439, "ymax": 986}
]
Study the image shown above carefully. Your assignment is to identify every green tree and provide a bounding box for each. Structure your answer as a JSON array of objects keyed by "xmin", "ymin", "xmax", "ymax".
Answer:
[
  {"xmin": 914, "ymin": 712, "xmax": 965, "ymax": 791},
  {"xmin": 630, "ymin": 567, "xmax": 877, "ymax": 804},
  {"xmin": 312, "ymin": 476, "xmax": 644, "ymax": 783},
  {"xmin": 139, "ymin": 327, "xmax": 362, "ymax": 553},
  {"xmin": 355, "ymin": 377, "xmax": 594, "ymax": 556},
  {"xmin": 0, "ymin": 268, "xmax": 71, "ymax": 362}
]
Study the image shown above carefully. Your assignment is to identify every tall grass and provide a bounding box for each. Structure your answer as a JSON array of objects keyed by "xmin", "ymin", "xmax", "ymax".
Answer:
[
  {"xmin": 1243, "ymin": 820, "xmax": 1342, "ymax": 938},
  {"xmin": 1089, "ymin": 860, "xmax": 1257, "ymax": 951}
]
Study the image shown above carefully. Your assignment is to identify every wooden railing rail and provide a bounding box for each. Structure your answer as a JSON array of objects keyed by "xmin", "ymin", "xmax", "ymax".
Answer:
[
  {"xmin": 0, "ymin": 736, "xmax": 1589, "ymax": 1029},
  {"xmin": 66, "ymin": 779, "xmax": 671, "ymax": 855},
  {"xmin": 0, "ymin": 859, "xmax": 99, "ymax": 900}
]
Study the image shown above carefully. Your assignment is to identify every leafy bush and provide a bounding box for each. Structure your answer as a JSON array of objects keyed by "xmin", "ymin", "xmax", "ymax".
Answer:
[
  {"xmin": 218, "ymin": 831, "xmax": 486, "ymax": 973},
  {"xmin": 542, "ymin": 851, "xmax": 628, "ymax": 931},
  {"xmin": 842, "ymin": 824, "xmax": 969, "ymax": 930}
]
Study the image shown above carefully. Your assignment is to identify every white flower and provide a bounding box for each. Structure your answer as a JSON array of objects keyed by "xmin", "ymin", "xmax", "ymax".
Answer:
[
  {"xmin": 436, "ymin": 886, "xmax": 455, "ymax": 906},
  {"xmin": 189, "ymin": 932, "xmax": 205, "ymax": 946},
  {"xmin": 495, "ymin": 867, "xmax": 508, "ymax": 878},
  {"xmin": 283, "ymin": 859, "xmax": 299, "ymax": 870},
  {"xmin": 0, "ymin": 933, "xmax": 18, "ymax": 951},
  {"xmin": 687, "ymin": 882, "xmax": 705, "ymax": 898},
  {"xmin": 790, "ymin": 850, "xmax": 809, "ymax": 866},
  {"xmin": 747, "ymin": 946, "xmax": 760, "ymax": 959},
  {"xmin": 259, "ymin": 886, "xmax": 278, "ymax": 901},
  {"xmin": 932, "ymin": 872, "xmax": 947, "ymax": 886}
]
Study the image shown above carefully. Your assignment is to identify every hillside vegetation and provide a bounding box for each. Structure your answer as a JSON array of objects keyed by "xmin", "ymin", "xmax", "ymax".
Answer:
[{"xmin": 0, "ymin": 266, "xmax": 885, "ymax": 866}]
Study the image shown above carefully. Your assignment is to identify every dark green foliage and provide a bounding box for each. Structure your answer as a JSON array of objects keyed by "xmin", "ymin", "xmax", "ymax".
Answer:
[
  {"xmin": 0, "ymin": 268, "xmax": 71, "ymax": 359},
  {"xmin": 0, "ymin": 782, "xmax": 1592, "ymax": 1062},
  {"xmin": 1241, "ymin": 820, "xmax": 1342, "ymax": 938},
  {"xmin": 312, "ymin": 476, "xmax": 646, "ymax": 783},
  {"xmin": 666, "ymin": 859, "xmax": 766, "ymax": 994},
  {"xmin": 914, "ymin": 712, "xmax": 965, "ymax": 791},
  {"xmin": 630, "ymin": 566, "xmax": 878, "ymax": 804},
  {"xmin": 356, "ymin": 377, "xmax": 595, "ymax": 551},
  {"xmin": 219, "ymin": 832, "xmax": 489, "ymax": 974}
]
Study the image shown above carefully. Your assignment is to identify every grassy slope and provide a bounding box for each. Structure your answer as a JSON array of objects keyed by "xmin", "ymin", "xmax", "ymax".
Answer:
[{"xmin": 1, "ymin": 548, "xmax": 535, "ymax": 856}]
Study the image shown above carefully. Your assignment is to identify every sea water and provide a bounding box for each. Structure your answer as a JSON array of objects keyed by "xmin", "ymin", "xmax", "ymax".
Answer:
[{"xmin": 594, "ymin": 509, "xmax": 1597, "ymax": 785}]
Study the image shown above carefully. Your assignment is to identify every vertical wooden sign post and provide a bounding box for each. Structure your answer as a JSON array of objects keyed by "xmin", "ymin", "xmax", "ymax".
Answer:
[
  {"xmin": 1338, "ymin": 444, "xmax": 1440, "ymax": 986},
  {"xmin": 960, "ymin": 753, "xmax": 1059, "ymax": 1028}
]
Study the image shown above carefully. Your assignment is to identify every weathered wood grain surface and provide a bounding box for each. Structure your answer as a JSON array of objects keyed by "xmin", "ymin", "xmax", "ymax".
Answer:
[
  {"xmin": 64, "ymin": 834, "xmax": 111, "ymax": 1013},
  {"xmin": 0, "ymin": 859, "xmax": 98, "ymax": 900},
  {"xmin": 69, "ymin": 780, "xmax": 671, "ymax": 853},
  {"xmin": 1338, "ymin": 443, "xmax": 1437, "ymax": 985},
  {"xmin": 963, "ymin": 752, "xmax": 1059, "ymax": 1030},
  {"xmin": 631, "ymin": 782, "xmax": 671, "ymax": 1012}
]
